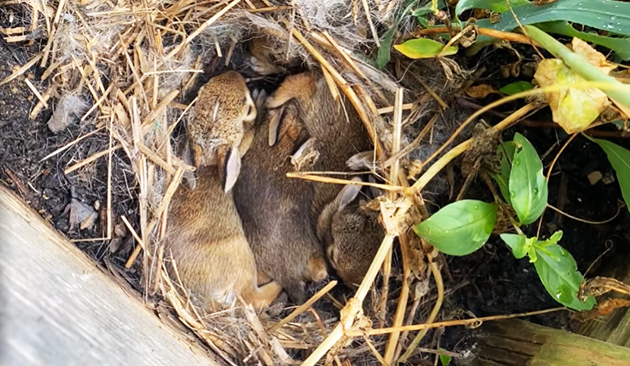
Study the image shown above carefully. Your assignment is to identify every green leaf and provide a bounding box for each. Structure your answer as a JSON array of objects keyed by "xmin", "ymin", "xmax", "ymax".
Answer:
[
  {"xmin": 416, "ymin": 16, "xmax": 430, "ymax": 28},
  {"xmin": 499, "ymin": 81, "xmax": 534, "ymax": 95},
  {"xmin": 538, "ymin": 230, "xmax": 563, "ymax": 247},
  {"xmin": 376, "ymin": 0, "xmax": 421, "ymax": 68},
  {"xmin": 455, "ymin": 0, "xmax": 530, "ymax": 17},
  {"xmin": 509, "ymin": 133, "xmax": 548, "ymax": 225},
  {"xmin": 475, "ymin": 0, "xmax": 630, "ymax": 37},
  {"xmin": 413, "ymin": 0, "xmax": 446, "ymax": 16},
  {"xmin": 591, "ymin": 138, "xmax": 630, "ymax": 213},
  {"xmin": 490, "ymin": 141, "xmax": 517, "ymax": 204},
  {"xmin": 500, "ymin": 233, "xmax": 529, "ymax": 259},
  {"xmin": 414, "ymin": 200, "xmax": 497, "ymax": 256},
  {"xmin": 533, "ymin": 243, "xmax": 596, "ymax": 310},
  {"xmin": 377, "ymin": 26, "xmax": 398, "ymax": 68},
  {"xmin": 471, "ymin": 0, "xmax": 630, "ymax": 60},
  {"xmin": 394, "ymin": 38, "xmax": 458, "ymax": 59},
  {"xmin": 439, "ymin": 351, "xmax": 452, "ymax": 366}
]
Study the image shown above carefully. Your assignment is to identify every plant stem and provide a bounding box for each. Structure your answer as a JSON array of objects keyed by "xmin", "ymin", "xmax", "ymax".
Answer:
[
  {"xmin": 397, "ymin": 255, "xmax": 444, "ymax": 364},
  {"xmin": 523, "ymin": 25, "xmax": 630, "ymax": 110}
]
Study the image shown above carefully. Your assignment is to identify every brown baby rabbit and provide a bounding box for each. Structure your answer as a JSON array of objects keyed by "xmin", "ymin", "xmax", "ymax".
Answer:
[
  {"xmin": 317, "ymin": 178, "xmax": 384, "ymax": 286},
  {"xmin": 232, "ymin": 100, "xmax": 328, "ymax": 304},
  {"xmin": 265, "ymin": 72, "xmax": 373, "ymax": 218},
  {"xmin": 163, "ymin": 70, "xmax": 281, "ymax": 310},
  {"xmin": 165, "ymin": 166, "xmax": 282, "ymax": 310},
  {"xmin": 188, "ymin": 71, "xmax": 257, "ymax": 192},
  {"xmin": 232, "ymin": 71, "xmax": 372, "ymax": 302},
  {"xmin": 248, "ymin": 36, "xmax": 301, "ymax": 76}
]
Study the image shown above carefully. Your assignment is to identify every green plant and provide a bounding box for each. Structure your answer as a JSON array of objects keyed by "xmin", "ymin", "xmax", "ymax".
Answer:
[
  {"xmin": 377, "ymin": 0, "xmax": 429, "ymax": 68},
  {"xmin": 588, "ymin": 136, "xmax": 630, "ymax": 214},
  {"xmin": 439, "ymin": 351, "xmax": 452, "ymax": 366},
  {"xmin": 394, "ymin": 38, "xmax": 458, "ymax": 58},
  {"xmin": 455, "ymin": 0, "xmax": 630, "ymax": 60},
  {"xmin": 414, "ymin": 133, "xmax": 596, "ymax": 310},
  {"xmin": 499, "ymin": 81, "xmax": 533, "ymax": 96}
]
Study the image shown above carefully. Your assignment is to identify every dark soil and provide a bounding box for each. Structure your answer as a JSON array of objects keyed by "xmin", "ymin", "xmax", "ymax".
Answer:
[
  {"xmin": 2, "ymin": 19, "xmax": 629, "ymax": 366},
  {"xmin": 0, "ymin": 37, "xmax": 144, "ymax": 290}
]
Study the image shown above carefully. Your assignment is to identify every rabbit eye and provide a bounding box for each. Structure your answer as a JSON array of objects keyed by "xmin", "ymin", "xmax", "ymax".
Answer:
[{"xmin": 244, "ymin": 100, "xmax": 257, "ymax": 122}]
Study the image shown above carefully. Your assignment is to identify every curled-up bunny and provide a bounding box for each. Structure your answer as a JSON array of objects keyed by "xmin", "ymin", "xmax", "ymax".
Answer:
[
  {"xmin": 234, "ymin": 71, "xmax": 374, "ymax": 302},
  {"xmin": 317, "ymin": 177, "xmax": 384, "ymax": 286},
  {"xmin": 164, "ymin": 71, "xmax": 281, "ymax": 310},
  {"xmin": 233, "ymin": 100, "xmax": 328, "ymax": 304},
  {"xmin": 166, "ymin": 167, "xmax": 282, "ymax": 310}
]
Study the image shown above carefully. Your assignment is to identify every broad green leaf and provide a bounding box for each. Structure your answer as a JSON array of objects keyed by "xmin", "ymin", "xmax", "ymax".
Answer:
[
  {"xmin": 509, "ymin": 133, "xmax": 548, "ymax": 225},
  {"xmin": 414, "ymin": 200, "xmax": 497, "ymax": 256},
  {"xmin": 475, "ymin": 0, "xmax": 630, "ymax": 37},
  {"xmin": 455, "ymin": 0, "xmax": 530, "ymax": 17},
  {"xmin": 490, "ymin": 141, "xmax": 516, "ymax": 204},
  {"xmin": 592, "ymin": 138, "xmax": 630, "ymax": 213},
  {"xmin": 499, "ymin": 81, "xmax": 534, "ymax": 95},
  {"xmin": 500, "ymin": 233, "xmax": 529, "ymax": 259},
  {"xmin": 533, "ymin": 243, "xmax": 596, "ymax": 310},
  {"xmin": 394, "ymin": 38, "xmax": 458, "ymax": 59}
]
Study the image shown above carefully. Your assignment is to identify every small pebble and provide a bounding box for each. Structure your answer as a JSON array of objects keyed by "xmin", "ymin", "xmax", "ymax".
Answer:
[{"xmin": 587, "ymin": 170, "xmax": 603, "ymax": 185}]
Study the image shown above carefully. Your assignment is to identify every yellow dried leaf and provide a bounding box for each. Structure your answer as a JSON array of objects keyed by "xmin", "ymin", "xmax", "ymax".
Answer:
[
  {"xmin": 571, "ymin": 38, "xmax": 617, "ymax": 75},
  {"xmin": 465, "ymin": 84, "xmax": 498, "ymax": 99},
  {"xmin": 534, "ymin": 59, "xmax": 611, "ymax": 134}
]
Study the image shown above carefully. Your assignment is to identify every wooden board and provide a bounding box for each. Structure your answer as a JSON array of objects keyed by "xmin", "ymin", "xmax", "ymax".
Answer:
[
  {"xmin": 578, "ymin": 251, "xmax": 630, "ymax": 347},
  {"xmin": 0, "ymin": 185, "xmax": 219, "ymax": 366},
  {"xmin": 469, "ymin": 319, "xmax": 630, "ymax": 366}
]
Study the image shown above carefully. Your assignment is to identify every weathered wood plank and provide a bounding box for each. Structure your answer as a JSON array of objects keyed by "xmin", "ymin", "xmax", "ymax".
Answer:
[
  {"xmin": 578, "ymin": 251, "xmax": 630, "ymax": 347},
  {"xmin": 0, "ymin": 185, "xmax": 219, "ymax": 366},
  {"xmin": 469, "ymin": 319, "xmax": 630, "ymax": 366}
]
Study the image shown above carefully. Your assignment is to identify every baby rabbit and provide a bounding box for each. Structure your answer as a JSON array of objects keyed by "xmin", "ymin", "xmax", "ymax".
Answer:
[
  {"xmin": 233, "ymin": 100, "xmax": 328, "ymax": 304},
  {"xmin": 188, "ymin": 71, "xmax": 257, "ymax": 192},
  {"xmin": 233, "ymin": 71, "xmax": 372, "ymax": 302},
  {"xmin": 165, "ymin": 166, "xmax": 282, "ymax": 310},
  {"xmin": 164, "ymin": 70, "xmax": 281, "ymax": 310},
  {"xmin": 248, "ymin": 36, "xmax": 301, "ymax": 76},
  {"xmin": 265, "ymin": 72, "xmax": 373, "ymax": 218},
  {"xmin": 317, "ymin": 178, "xmax": 384, "ymax": 286}
]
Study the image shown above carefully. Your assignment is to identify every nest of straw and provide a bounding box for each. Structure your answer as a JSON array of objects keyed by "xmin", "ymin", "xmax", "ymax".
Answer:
[{"xmin": 1, "ymin": 0, "xmax": 474, "ymax": 364}]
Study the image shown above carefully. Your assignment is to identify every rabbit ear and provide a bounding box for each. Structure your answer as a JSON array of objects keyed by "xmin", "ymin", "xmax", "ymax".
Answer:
[
  {"xmin": 317, "ymin": 178, "xmax": 362, "ymax": 246},
  {"xmin": 266, "ymin": 73, "xmax": 316, "ymax": 109},
  {"xmin": 268, "ymin": 105, "xmax": 286, "ymax": 146},
  {"xmin": 252, "ymin": 88, "xmax": 267, "ymax": 112},
  {"xmin": 220, "ymin": 145, "xmax": 241, "ymax": 193},
  {"xmin": 335, "ymin": 177, "xmax": 363, "ymax": 211},
  {"xmin": 346, "ymin": 151, "xmax": 376, "ymax": 171}
]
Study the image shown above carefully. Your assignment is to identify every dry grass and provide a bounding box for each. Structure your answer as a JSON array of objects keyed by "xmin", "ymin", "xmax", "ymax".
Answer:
[{"xmin": 0, "ymin": 0, "xmax": 514, "ymax": 364}]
